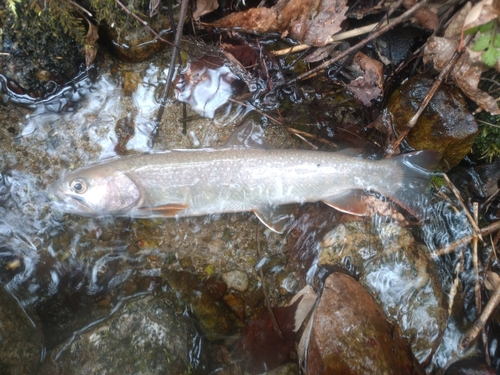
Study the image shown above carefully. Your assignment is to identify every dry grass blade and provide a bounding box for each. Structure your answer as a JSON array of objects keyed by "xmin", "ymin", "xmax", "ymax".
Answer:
[
  {"xmin": 272, "ymin": 22, "xmax": 382, "ymax": 56},
  {"xmin": 443, "ymin": 174, "xmax": 484, "ymax": 241}
]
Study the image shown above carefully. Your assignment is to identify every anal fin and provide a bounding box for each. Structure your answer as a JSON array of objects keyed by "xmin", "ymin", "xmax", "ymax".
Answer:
[
  {"xmin": 138, "ymin": 203, "xmax": 188, "ymax": 216},
  {"xmin": 252, "ymin": 205, "xmax": 296, "ymax": 233},
  {"xmin": 322, "ymin": 191, "xmax": 368, "ymax": 216}
]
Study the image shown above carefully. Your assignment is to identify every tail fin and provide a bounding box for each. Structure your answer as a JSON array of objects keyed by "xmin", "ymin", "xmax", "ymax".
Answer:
[{"xmin": 383, "ymin": 151, "xmax": 441, "ymax": 220}]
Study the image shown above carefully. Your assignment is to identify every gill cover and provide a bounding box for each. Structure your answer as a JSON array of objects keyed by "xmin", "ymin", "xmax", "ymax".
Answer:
[{"xmin": 66, "ymin": 173, "xmax": 141, "ymax": 215}]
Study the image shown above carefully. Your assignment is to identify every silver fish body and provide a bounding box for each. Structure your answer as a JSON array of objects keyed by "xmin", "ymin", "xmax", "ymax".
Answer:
[{"xmin": 50, "ymin": 147, "xmax": 436, "ymax": 232}]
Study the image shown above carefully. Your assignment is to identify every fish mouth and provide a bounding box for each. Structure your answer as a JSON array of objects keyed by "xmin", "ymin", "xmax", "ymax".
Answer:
[{"xmin": 48, "ymin": 180, "xmax": 97, "ymax": 216}]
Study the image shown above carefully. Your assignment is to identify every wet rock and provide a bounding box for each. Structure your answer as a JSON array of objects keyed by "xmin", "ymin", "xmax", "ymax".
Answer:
[
  {"xmin": 449, "ymin": 160, "xmax": 500, "ymax": 200},
  {"xmin": 38, "ymin": 294, "xmax": 200, "ymax": 375},
  {"xmin": 318, "ymin": 220, "xmax": 447, "ymax": 365},
  {"xmin": 304, "ymin": 273, "xmax": 424, "ymax": 375},
  {"xmin": 222, "ymin": 269, "xmax": 249, "ymax": 292},
  {"xmin": 443, "ymin": 357, "xmax": 497, "ymax": 374},
  {"xmin": 387, "ymin": 75, "xmax": 478, "ymax": 169},
  {"xmin": 0, "ymin": 286, "xmax": 44, "ymax": 375}
]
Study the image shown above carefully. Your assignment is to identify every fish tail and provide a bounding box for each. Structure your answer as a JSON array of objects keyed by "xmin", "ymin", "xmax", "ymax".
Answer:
[{"xmin": 382, "ymin": 150, "xmax": 440, "ymax": 219}]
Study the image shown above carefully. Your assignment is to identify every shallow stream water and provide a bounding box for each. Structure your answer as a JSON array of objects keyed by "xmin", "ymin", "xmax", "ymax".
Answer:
[{"xmin": 0, "ymin": 51, "xmax": 488, "ymax": 373}]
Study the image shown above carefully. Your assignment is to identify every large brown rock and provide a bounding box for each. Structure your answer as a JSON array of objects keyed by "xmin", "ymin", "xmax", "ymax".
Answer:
[
  {"xmin": 305, "ymin": 273, "xmax": 424, "ymax": 375},
  {"xmin": 318, "ymin": 220, "xmax": 447, "ymax": 365}
]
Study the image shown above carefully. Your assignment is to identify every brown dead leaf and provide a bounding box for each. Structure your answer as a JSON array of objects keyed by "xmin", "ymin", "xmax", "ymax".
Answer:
[
  {"xmin": 484, "ymin": 271, "xmax": 500, "ymax": 290},
  {"xmin": 346, "ymin": 52, "xmax": 383, "ymax": 106},
  {"xmin": 211, "ymin": 0, "xmax": 348, "ymax": 47},
  {"xmin": 84, "ymin": 20, "xmax": 99, "ymax": 68},
  {"xmin": 424, "ymin": 2, "xmax": 500, "ymax": 114},
  {"xmin": 193, "ymin": 0, "xmax": 219, "ymax": 21},
  {"xmin": 453, "ymin": 50, "xmax": 500, "ymax": 114},
  {"xmin": 424, "ymin": 35, "xmax": 500, "ymax": 115},
  {"xmin": 403, "ymin": 0, "xmax": 438, "ymax": 30},
  {"xmin": 220, "ymin": 43, "xmax": 258, "ymax": 68},
  {"xmin": 444, "ymin": 2, "xmax": 471, "ymax": 38},
  {"xmin": 291, "ymin": 0, "xmax": 348, "ymax": 46}
]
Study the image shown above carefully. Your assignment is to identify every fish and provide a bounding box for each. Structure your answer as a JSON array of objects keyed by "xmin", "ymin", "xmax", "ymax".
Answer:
[{"xmin": 50, "ymin": 124, "xmax": 438, "ymax": 233}]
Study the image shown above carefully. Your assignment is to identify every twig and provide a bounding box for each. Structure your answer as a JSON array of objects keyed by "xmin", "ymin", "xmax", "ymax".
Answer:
[
  {"xmin": 460, "ymin": 281, "xmax": 500, "ymax": 349},
  {"xmin": 433, "ymin": 221, "xmax": 500, "ymax": 257},
  {"xmin": 290, "ymin": 0, "xmax": 429, "ymax": 83},
  {"xmin": 286, "ymin": 128, "xmax": 337, "ymax": 148},
  {"xmin": 155, "ymin": 0, "xmax": 190, "ymax": 124},
  {"xmin": 256, "ymin": 225, "xmax": 283, "ymax": 339},
  {"xmin": 443, "ymin": 174, "xmax": 483, "ymax": 241},
  {"xmin": 289, "ymin": 130, "xmax": 319, "ymax": 149}
]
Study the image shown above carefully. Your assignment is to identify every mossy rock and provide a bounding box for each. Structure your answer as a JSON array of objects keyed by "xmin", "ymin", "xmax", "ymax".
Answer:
[{"xmin": 387, "ymin": 75, "xmax": 478, "ymax": 170}]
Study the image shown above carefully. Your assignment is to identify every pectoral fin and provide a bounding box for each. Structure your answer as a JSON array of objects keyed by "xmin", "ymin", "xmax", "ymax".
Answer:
[
  {"xmin": 322, "ymin": 191, "xmax": 368, "ymax": 216},
  {"xmin": 252, "ymin": 205, "xmax": 296, "ymax": 233},
  {"xmin": 138, "ymin": 203, "xmax": 188, "ymax": 216}
]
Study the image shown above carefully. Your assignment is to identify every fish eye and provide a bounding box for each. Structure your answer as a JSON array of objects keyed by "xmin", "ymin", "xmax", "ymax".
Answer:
[{"xmin": 69, "ymin": 178, "xmax": 88, "ymax": 194}]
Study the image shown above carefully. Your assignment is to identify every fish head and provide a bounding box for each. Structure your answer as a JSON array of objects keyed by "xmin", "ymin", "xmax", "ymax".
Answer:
[{"xmin": 50, "ymin": 164, "xmax": 141, "ymax": 216}]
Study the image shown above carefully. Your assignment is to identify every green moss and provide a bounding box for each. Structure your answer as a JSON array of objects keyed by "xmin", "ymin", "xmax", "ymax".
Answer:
[
  {"xmin": 7, "ymin": 0, "xmax": 86, "ymax": 46},
  {"xmin": 474, "ymin": 113, "xmax": 500, "ymax": 162}
]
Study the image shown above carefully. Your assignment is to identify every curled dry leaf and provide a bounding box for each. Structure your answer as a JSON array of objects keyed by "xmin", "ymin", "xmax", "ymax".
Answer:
[
  {"xmin": 84, "ymin": 20, "xmax": 99, "ymax": 68},
  {"xmin": 424, "ymin": 1, "xmax": 500, "ymax": 115},
  {"xmin": 193, "ymin": 0, "xmax": 220, "ymax": 21},
  {"xmin": 211, "ymin": 0, "xmax": 348, "ymax": 47},
  {"xmin": 484, "ymin": 271, "xmax": 500, "ymax": 290},
  {"xmin": 287, "ymin": 285, "xmax": 318, "ymax": 332},
  {"xmin": 462, "ymin": 0, "xmax": 500, "ymax": 32},
  {"xmin": 403, "ymin": 0, "xmax": 438, "ymax": 30},
  {"xmin": 425, "ymin": 36, "xmax": 500, "ymax": 114},
  {"xmin": 346, "ymin": 52, "xmax": 384, "ymax": 106}
]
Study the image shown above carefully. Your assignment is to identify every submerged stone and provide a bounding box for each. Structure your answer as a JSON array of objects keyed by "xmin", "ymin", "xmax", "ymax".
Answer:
[
  {"xmin": 164, "ymin": 270, "xmax": 239, "ymax": 339},
  {"xmin": 0, "ymin": 286, "xmax": 44, "ymax": 375},
  {"xmin": 38, "ymin": 294, "xmax": 200, "ymax": 375},
  {"xmin": 387, "ymin": 75, "xmax": 477, "ymax": 169},
  {"xmin": 304, "ymin": 273, "xmax": 424, "ymax": 375},
  {"xmin": 318, "ymin": 220, "xmax": 447, "ymax": 365}
]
